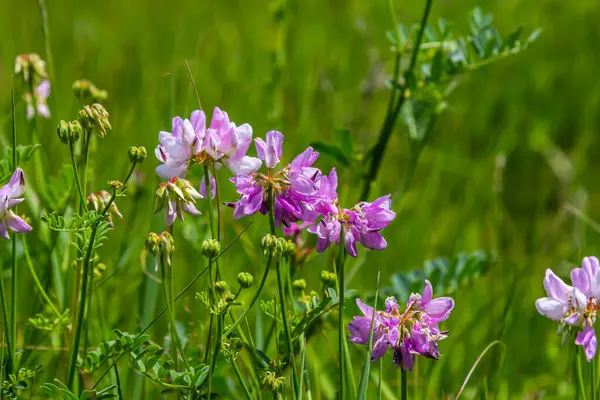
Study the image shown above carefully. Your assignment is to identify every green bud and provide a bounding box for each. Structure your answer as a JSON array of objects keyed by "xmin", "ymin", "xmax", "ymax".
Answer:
[
  {"xmin": 261, "ymin": 234, "xmax": 277, "ymax": 251},
  {"xmin": 108, "ymin": 180, "xmax": 123, "ymax": 191},
  {"xmin": 215, "ymin": 281, "xmax": 228, "ymax": 295},
  {"xmin": 144, "ymin": 232, "xmax": 162, "ymax": 255},
  {"xmin": 69, "ymin": 121, "xmax": 82, "ymax": 142},
  {"xmin": 237, "ymin": 272, "xmax": 254, "ymax": 289},
  {"xmin": 128, "ymin": 146, "xmax": 138, "ymax": 163},
  {"xmin": 57, "ymin": 120, "xmax": 69, "ymax": 145},
  {"xmin": 160, "ymin": 232, "xmax": 175, "ymax": 256},
  {"xmin": 283, "ymin": 239, "xmax": 295, "ymax": 257},
  {"xmin": 201, "ymin": 239, "xmax": 221, "ymax": 258},
  {"xmin": 320, "ymin": 271, "xmax": 337, "ymax": 287},
  {"xmin": 292, "ymin": 279, "xmax": 307, "ymax": 292},
  {"xmin": 136, "ymin": 146, "xmax": 147, "ymax": 163}
]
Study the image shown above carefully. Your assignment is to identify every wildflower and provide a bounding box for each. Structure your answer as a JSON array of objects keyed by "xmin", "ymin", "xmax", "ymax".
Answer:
[
  {"xmin": 226, "ymin": 131, "xmax": 323, "ymax": 227},
  {"xmin": 145, "ymin": 231, "xmax": 175, "ymax": 270},
  {"xmin": 536, "ymin": 258, "xmax": 600, "ymax": 361},
  {"xmin": 87, "ymin": 190, "xmax": 123, "ymax": 227},
  {"xmin": 14, "ymin": 53, "xmax": 47, "ymax": 84},
  {"xmin": 25, "ymin": 80, "xmax": 51, "ymax": 120},
  {"xmin": 307, "ymin": 169, "xmax": 396, "ymax": 257},
  {"xmin": 155, "ymin": 107, "xmax": 261, "ymax": 179},
  {"xmin": 72, "ymin": 79, "xmax": 108, "ymax": 103},
  {"xmin": 237, "ymin": 272, "xmax": 254, "ymax": 289},
  {"xmin": 0, "ymin": 168, "xmax": 33, "ymax": 240},
  {"xmin": 349, "ymin": 280, "xmax": 454, "ymax": 370},
  {"xmin": 154, "ymin": 177, "xmax": 202, "ymax": 226}
]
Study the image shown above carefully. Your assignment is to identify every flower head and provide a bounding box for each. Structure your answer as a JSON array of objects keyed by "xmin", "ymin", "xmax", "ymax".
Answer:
[
  {"xmin": 349, "ymin": 280, "xmax": 454, "ymax": 370},
  {"xmin": 25, "ymin": 80, "xmax": 51, "ymax": 120},
  {"xmin": 0, "ymin": 169, "xmax": 33, "ymax": 240},
  {"xmin": 79, "ymin": 104, "xmax": 111, "ymax": 138},
  {"xmin": 155, "ymin": 107, "xmax": 261, "ymax": 179},
  {"xmin": 226, "ymin": 132, "xmax": 323, "ymax": 227},
  {"xmin": 154, "ymin": 177, "xmax": 203, "ymax": 226},
  {"xmin": 536, "ymin": 258, "xmax": 600, "ymax": 361}
]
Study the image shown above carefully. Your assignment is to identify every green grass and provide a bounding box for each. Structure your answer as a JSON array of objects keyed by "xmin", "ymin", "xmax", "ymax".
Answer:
[{"xmin": 1, "ymin": 0, "xmax": 600, "ymax": 398}]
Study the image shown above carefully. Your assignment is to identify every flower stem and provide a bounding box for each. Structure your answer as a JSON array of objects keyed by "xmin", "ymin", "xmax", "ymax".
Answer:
[
  {"xmin": 68, "ymin": 140, "xmax": 87, "ymax": 211},
  {"xmin": 401, "ymin": 367, "xmax": 408, "ymax": 400},
  {"xmin": 576, "ymin": 349, "xmax": 587, "ymax": 400},
  {"xmin": 592, "ymin": 357, "xmax": 596, "ymax": 400},
  {"xmin": 208, "ymin": 313, "xmax": 224, "ymax": 397},
  {"xmin": 66, "ymin": 162, "xmax": 137, "ymax": 389},
  {"xmin": 338, "ymin": 227, "xmax": 346, "ymax": 399},
  {"xmin": 23, "ymin": 238, "xmax": 61, "ymax": 319},
  {"xmin": 10, "ymin": 80, "xmax": 18, "ymax": 374},
  {"xmin": 359, "ymin": 0, "xmax": 435, "ymax": 201},
  {"xmin": 232, "ymin": 357, "xmax": 253, "ymax": 400},
  {"xmin": 160, "ymin": 256, "xmax": 190, "ymax": 371},
  {"xmin": 276, "ymin": 258, "xmax": 299, "ymax": 394}
]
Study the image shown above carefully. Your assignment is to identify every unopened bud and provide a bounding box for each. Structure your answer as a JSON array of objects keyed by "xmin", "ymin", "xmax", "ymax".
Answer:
[
  {"xmin": 160, "ymin": 232, "xmax": 175, "ymax": 256},
  {"xmin": 201, "ymin": 239, "xmax": 221, "ymax": 258},
  {"xmin": 128, "ymin": 146, "xmax": 138, "ymax": 163},
  {"xmin": 57, "ymin": 120, "xmax": 69, "ymax": 144},
  {"xmin": 136, "ymin": 146, "xmax": 147, "ymax": 163},
  {"xmin": 261, "ymin": 234, "xmax": 277, "ymax": 252},
  {"xmin": 145, "ymin": 232, "xmax": 162, "ymax": 255},
  {"xmin": 320, "ymin": 271, "xmax": 337, "ymax": 287},
  {"xmin": 237, "ymin": 272, "xmax": 254, "ymax": 289},
  {"xmin": 69, "ymin": 121, "xmax": 82, "ymax": 142},
  {"xmin": 283, "ymin": 239, "xmax": 295, "ymax": 257},
  {"xmin": 292, "ymin": 279, "xmax": 307, "ymax": 292},
  {"xmin": 108, "ymin": 180, "xmax": 123, "ymax": 191},
  {"xmin": 79, "ymin": 103, "xmax": 111, "ymax": 138},
  {"xmin": 215, "ymin": 281, "xmax": 228, "ymax": 295}
]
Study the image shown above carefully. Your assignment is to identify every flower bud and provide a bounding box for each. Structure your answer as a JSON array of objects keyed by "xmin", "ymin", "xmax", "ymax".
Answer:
[
  {"xmin": 87, "ymin": 190, "xmax": 123, "ymax": 227},
  {"xmin": 261, "ymin": 234, "xmax": 277, "ymax": 252},
  {"xmin": 159, "ymin": 232, "xmax": 175, "ymax": 256},
  {"xmin": 292, "ymin": 279, "xmax": 307, "ymax": 292},
  {"xmin": 283, "ymin": 239, "xmax": 295, "ymax": 258},
  {"xmin": 57, "ymin": 120, "xmax": 69, "ymax": 145},
  {"xmin": 145, "ymin": 232, "xmax": 162, "ymax": 255},
  {"xmin": 14, "ymin": 53, "xmax": 47, "ymax": 84},
  {"xmin": 215, "ymin": 281, "xmax": 228, "ymax": 295},
  {"xmin": 108, "ymin": 180, "xmax": 123, "ymax": 191},
  {"xmin": 93, "ymin": 262, "xmax": 106, "ymax": 280},
  {"xmin": 237, "ymin": 272, "xmax": 254, "ymax": 289},
  {"xmin": 136, "ymin": 146, "xmax": 147, "ymax": 163},
  {"xmin": 128, "ymin": 146, "xmax": 138, "ymax": 163},
  {"xmin": 69, "ymin": 121, "xmax": 82, "ymax": 142},
  {"xmin": 260, "ymin": 371, "xmax": 285, "ymax": 393},
  {"xmin": 320, "ymin": 271, "xmax": 337, "ymax": 287},
  {"xmin": 201, "ymin": 239, "xmax": 221, "ymax": 258},
  {"xmin": 79, "ymin": 103, "xmax": 111, "ymax": 138}
]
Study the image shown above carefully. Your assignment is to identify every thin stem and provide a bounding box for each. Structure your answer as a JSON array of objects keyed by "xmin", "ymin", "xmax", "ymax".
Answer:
[
  {"xmin": 232, "ymin": 358, "xmax": 253, "ymax": 400},
  {"xmin": 113, "ymin": 361, "xmax": 123, "ymax": 400},
  {"xmin": 211, "ymin": 162, "xmax": 222, "ymax": 278},
  {"xmin": 208, "ymin": 313, "xmax": 224, "ymax": 397},
  {"xmin": 81, "ymin": 130, "xmax": 92, "ymax": 198},
  {"xmin": 359, "ymin": 0, "xmax": 435, "ymax": 201},
  {"xmin": 592, "ymin": 357, "xmax": 596, "ymax": 400},
  {"xmin": 276, "ymin": 258, "xmax": 299, "ymax": 394},
  {"xmin": 91, "ymin": 223, "xmax": 253, "ymax": 391},
  {"xmin": 66, "ymin": 162, "xmax": 137, "ymax": 389},
  {"xmin": 378, "ymin": 358, "xmax": 383, "ymax": 400},
  {"xmin": 576, "ymin": 349, "xmax": 587, "ymax": 400},
  {"xmin": 160, "ymin": 257, "xmax": 190, "ymax": 371},
  {"xmin": 37, "ymin": 0, "xmax": 56, "ymax": 125},
  {"xmin": 268, "ymin": 178, "xmax": 276, "ymax": 233},
  {"xmin": 338, "ymin": 227, "xmax": 346, "ymax": 399},
  {"xmin": 0, "ymin": 260, "xmax": 12, "ymax": 375},
  {"xmin": 10, "ymin": 79, "xmax": 18, "ymax": 374},
  {"xmin": 401, "ymin": 367, "xmax": 408, "ymax": 400},
  {"xmin": 23, "ymin": 239, "xmax": 61, "ymax": 319},
  {"xmin": 68, "ymin": 141, "xmax": 87, "ymax": 211}
]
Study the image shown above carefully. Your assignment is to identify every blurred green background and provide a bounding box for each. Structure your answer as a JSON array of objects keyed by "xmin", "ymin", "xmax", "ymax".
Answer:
[{"xmin": 1, "ymin": 0, "xmax": 600, "ymax": 398}]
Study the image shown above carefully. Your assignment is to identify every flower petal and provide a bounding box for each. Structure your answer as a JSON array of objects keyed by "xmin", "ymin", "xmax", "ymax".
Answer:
[{"xmin": 536, "ymin": 297, "xmax": 568, "ymax": 321}]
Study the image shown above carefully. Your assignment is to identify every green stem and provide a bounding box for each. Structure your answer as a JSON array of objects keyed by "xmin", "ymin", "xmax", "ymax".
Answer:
[
  {"xmin": 592, "ymin": 357, "xmax": 596, "ymax": 400},
  {"xmin": 9, "ymin": 76, "xmax": 19, "ymax": 375},
  {"xmin": 81, "ymin": 130, "xmax": 92, "ymax": 196},
  {"xmin": 68, "ymin": 141, "xmax": 87, "ymax": 211},
  {"xmin": 23, "ymin": 239, "xmax": 61, "ymax": 319},
  {"xmin": 66, "ymin": 162, "xmax": 137, "ymax": 389},
  {"xmin": 91, "ymin": 224, "xmax": 252, "ymax": 390},
  {"xmin": 232, "ymin": 358, "xmax": 253, "ymax": 400},
  {"xmin": 160, "ymin": 257, "xmax": 190, "ymax": 371},
  {"xmin": 0, "ymin": 260, "xmax": 12, "ymax": 376},
  {"xmin": 401, "ymin": 367, "xmax": 408, "ymax": 400},
  {"xmin": 210, "ymin": 162, "xmax": 222, "ymax": 279},
  {"xmin": 113, "ymin": 361, "xmax": 123, "ymax": 400},
  {"xmin": 338, "ymin": 228, "xmax": 346, "ymax": 399},
  {"xmin": 576, "ymin": 349, "xmax": 587, "ymax": 400},
  {"xmin": 276, "ymin": 258, "xmax": 299, "ymax": 394},
  {"xmin": 208, "ymin": 313, "xmax": 224, "ymax": 397},
  {"xmin": 359, "ymin": 0, "xmax": 435, "ymax": 201},
  {"xmin": 37, "ymin": 0, "xmax": 56, "ymax": 126}
]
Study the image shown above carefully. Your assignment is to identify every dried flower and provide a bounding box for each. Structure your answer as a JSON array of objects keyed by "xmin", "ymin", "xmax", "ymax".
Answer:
[{"xmin": 79, "ymin": 104, "xmax": 111, "ymax": 138}]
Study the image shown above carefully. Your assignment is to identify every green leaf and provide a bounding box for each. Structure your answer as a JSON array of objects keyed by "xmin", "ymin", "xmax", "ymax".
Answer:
[
  {"xmin": 527, "ymin": 28, "xmax": 543, "ymax": 44},
  {"xmin": 334, "ymin": 128, "xmax": 354, "ymax": 156},
  {"xmin": 356, "ymin": 271, "xmax": 381, "ymax": 400}
]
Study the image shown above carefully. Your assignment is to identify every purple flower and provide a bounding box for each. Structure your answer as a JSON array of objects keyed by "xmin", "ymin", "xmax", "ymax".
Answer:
[
  {"xmin": 0, "ymin": 168, "xmax": 32, "ymax": 239},
  {"xmin": 255, "ymin": 131, "xmax": 283, "ymax": 169},
  {"xmin": 307, "ymin": 176, "xmax": 396, "ymax": 257},
  {"xmin": 536, "ymin": 258, "xmax": 600, "ymax": 362},
  {"xmin": 204, "ymin": 107, "xmax": 262, "ymax": 174},
  {"xmin": 226, "ymin": 130, "xmax": 323, "ymax": 227},
  {"xmin": 199, "ymin": 171, "xmax": 217, "ymax": 200},
  {"xmin": 535, "ymin": 269, "xmax": 573, "ymax": 321},
  {"xmin": 349, "ymin": 281, "xmax": 454, "ymax": 370},
  {"xmin": 154, "ymin": 177, "xmax": 203, "ymax": 226},
  {"xmin": 26, "ymin": 80, "xmax": 51, "ymax": 120},
  {"xmin": 155, "ymin": 111, "xmax": 205, "ymax": 179}
]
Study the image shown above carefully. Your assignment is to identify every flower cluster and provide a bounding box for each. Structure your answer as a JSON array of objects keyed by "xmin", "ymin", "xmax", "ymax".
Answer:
[
  {"xmin": 349, "ymin": 280, "xmax": 454, "ymax": 370},
  {"xmin": 227, "ymin": 131, "xmax": 323, "ymax": 227},
  {"xmin": 0, "ymin": 169, "xmax": 33, "ymax": 240},
  {"xmin": 87, "ymin": 190, "xmax": 123, "ymax": 227},
  {"xmin": 536, "ymin": 257, "xmax": 600, "ymax": 361},
  {"xmin": 155, "ymin": 107, "xmax": 260, "ymax": 180},
  {"xmin": 14, "ymin": 54, "xmax": 51, "ymax": 120},
  {"xmin": 154, "ymin": 177, "xmax": 203, "ymax": 226}
]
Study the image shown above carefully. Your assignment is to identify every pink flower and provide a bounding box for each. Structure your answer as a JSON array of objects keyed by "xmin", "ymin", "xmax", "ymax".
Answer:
[
  {"xmin": 0, "ymin": 168, "xmax": 32, "ymax": 239},
  {"xmin": 26, "ymin": 80, "xmax": 51, "ymax": 120}
]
